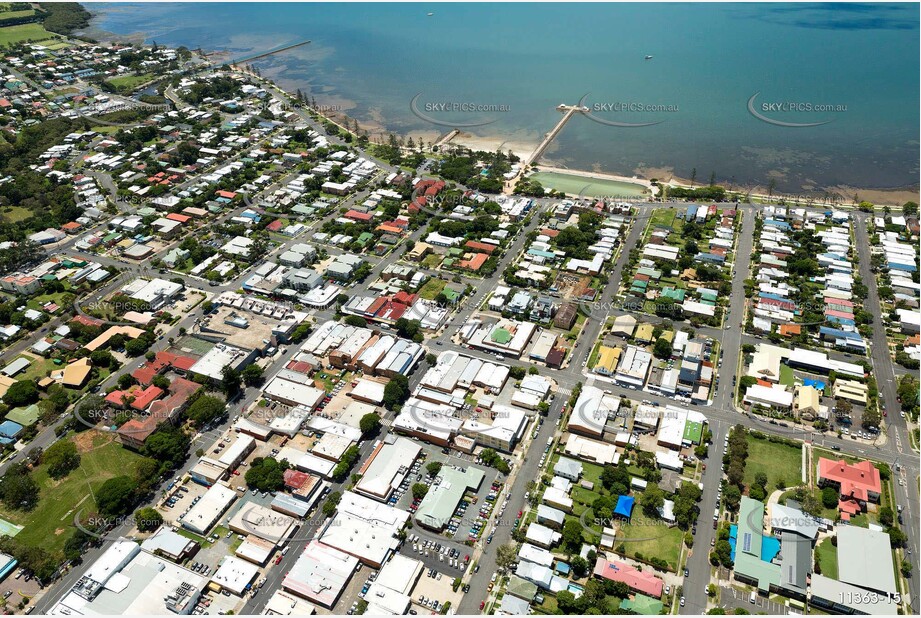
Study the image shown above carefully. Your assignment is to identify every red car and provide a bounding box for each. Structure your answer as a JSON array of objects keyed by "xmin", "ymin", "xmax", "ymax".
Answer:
[
  {"xmin": 517, "ymin": 510, "xmax": 522, "ymax": 518},
  {"xmin": 275, "ymin": 554, "xmax": 283, "ymax": 565},
  {"xmin": 479, "ymin": 602, "xmax": 485, "ymax": 610}
]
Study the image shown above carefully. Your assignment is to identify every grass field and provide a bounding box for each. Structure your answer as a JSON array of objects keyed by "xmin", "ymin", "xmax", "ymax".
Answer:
[
  {"xmin": 0, "ymin": 436, "xmax": 143, "ymax": 554},
  {"xmin": 815, "ymin": 537, "xmax": 838, "ymax": 579},
  {"xmin": 0, "ymin": 9, "xmax": 36, "ymax": 22},
  {"xmin": 418, "ymin": 278, "xmax": 447, "ymax": 300},
  {"xmin": 649, "ymin": 208, "xmax": 677, "ymax": 231},
  {"xmin": 744, "ymin": 435, "xmax": 802, "ymax": 491},
  {"xmin": 0, "ymin": 205, "xmax": 33, "ymax": 223},
  {"xmin": 618, "ymin": 521, "xmax": 684, "ymax": 571},
  {"xmin": 107, "ymin": 73, "xmax": 155, "ymax": 92},
  {"xmin": 0, "ymin": 22, "xmax": 57, "ymax": 46}
]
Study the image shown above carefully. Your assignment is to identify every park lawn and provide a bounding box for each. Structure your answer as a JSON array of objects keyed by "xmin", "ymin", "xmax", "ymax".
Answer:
[
  {"xmin": 743, "ymin": 435, "xmax": 802, "ymax": 491},
  {"xmin": 0, "ymin": 205, "xmax": 33, "ymax": 223},
  {"xmin": 0, "ymin": 22, "xmax": 57, "ymax": 46},
  {"xmin": 618, "ymin": 520, "xmax": 684, "ymax": 571},
  {"xmin": 0, "ymin": 437, "xmax": 143, "ymax": 555},
  {"xmin": 107, "ymin": 73, "xmax": 155, "ymax": 92},
  {"xmin": 418, "ymin": 278, "xmax": 447, "ymax": 300},
  {"xmin": 0, "ymin": 9, "xmax": 36, "ymax": 22},
  {"xmin": 815, "ymin": 537, "xmax": 838, "ymax": 579},
  {"xmin": 648, "ymin": 209, "xmax": 677, "ymax": 232}
]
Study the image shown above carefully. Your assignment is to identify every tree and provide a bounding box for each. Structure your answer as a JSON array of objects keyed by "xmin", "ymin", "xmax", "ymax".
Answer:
[
  {"xmin": 124, "ymin": 336, "xmax": 151, "ymax": 357},
  {"xmin": 653, "ymin": 337, "xmax": 672, "ymax": 359},
  {"xmin": 344, "ymin": 315, "xmax": 367, "ymax": 327},
  {"xmin": 322, "ymin": 491, "xmax": 342, "ymax": 517},
  {"xmin": 42, "ymin": 440, "xmax": 80, "ymax": 480},
  {"xmin": 245, "ymin": 457, "xmax": 288, "ymax": 492},
  {"xmin": 134, "ymin": 507, "xmax": 163, "ymax": 532},
  {"xmin": 562, "ymin": 518, "xmax": 583, "ymax": 550},
  {"xmin": 425, "ymin": 353, "xmax": 437, "ymax": 365},
  {"xmin": 879, "ymin": 505, "xmax": 894, "ymax": 527},
  {"xmin": 821, "ymin": 486, "xmax": 839, "ymax": 509},
  {"xmin": 96, "ymin": 476, "xmax": 137, "ymax": 517},
  {"xmin": 221, "ymin": 365, "xmax": 241, "ymax": 395},
  {"xmin": 3, "ymin": 380, "xmax": 37, "ymax": 407},
  {"xmin": 151, "ymin": 374, "xmax": 171, "ymax": 390},
  {"xmin": 411, "ymin": 483, "xmax": 428, "ymax": 500},
  {"xmin": 359, "ymin": 412, "xmax": 381, "ymax": 435},
  {"xmin": 714, "ymin": 539, "xmax": 734, "ymax": 567},
  {"xmin": 185, "ymin": 395, "xmax": 224, "ymax": 427},
  {"xmin": 640, "ymin": 485, "xmax": 665, "ymax": 517},
  {"xmin": 426, "ymin": 461, "xmax": 443, "ymax": 477},
  {"xmin": 555, "ymin": 590, "xmax": 581, "ymax": 614},
  {"xmin": 0, "ymin": 463, "xmax": 39, "ymax": 511},
  {"xmin": 723, "ymin": 485, "xmax": 742, "ymax": 511},
  {"xmin": 496, "ymin": 543, "xmax": 518, "ymax": 570},
  {"xmin": 241, "ymin": 363, "xmax": 264, "ymax": 386},
  {"xmin": 382, "ymin": 374, "xmax": 409, "ymax": 410},
  {"xmin": 570, "ymin": 555, "xmax": 589, "ymax": 578},
  {"xmin": 141, "ymin": 426, "xmax": 190, "ymax": 472}
]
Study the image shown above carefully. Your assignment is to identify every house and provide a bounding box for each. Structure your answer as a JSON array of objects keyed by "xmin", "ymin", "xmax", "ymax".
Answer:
[{"xmin": 817, "ymin": 458, "xmax": 881, "ymax": 512}]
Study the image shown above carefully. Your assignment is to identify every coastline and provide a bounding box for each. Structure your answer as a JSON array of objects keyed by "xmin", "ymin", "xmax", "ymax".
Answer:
[{"xmin": 79, "ymin": 7, "xmax": 920, "ymax": 208}]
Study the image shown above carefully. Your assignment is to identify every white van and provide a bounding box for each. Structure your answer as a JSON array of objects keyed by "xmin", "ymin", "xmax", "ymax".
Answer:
[{"xmin": 749, "ymin": 591, "xmax": 756, "ymax": 604}]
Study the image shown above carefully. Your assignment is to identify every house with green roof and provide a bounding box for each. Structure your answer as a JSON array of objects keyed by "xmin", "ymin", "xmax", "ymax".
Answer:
[
  {"xmin": 415, "ymin": 466, "xmax": 485, "ymax": 531},
  {"xmin": 734, "ymin": 497, "xmax": 781, "ymax": 592},
  {"xmin": 505, "ymin": 575, "xmax": 538, "ymax": 602},
  {"xmin": 661, "ymin": 287, "xmax": 686, "ymax": 302},
  {"xmin": 637, "ymin": 266, "xmax": 662, "ymax": 280}
]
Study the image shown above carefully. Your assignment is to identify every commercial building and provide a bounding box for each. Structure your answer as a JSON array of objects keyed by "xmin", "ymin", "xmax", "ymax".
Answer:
[
  {"xmin": 179, "ymin": 483, "xmax": 237, "ymax": 535},
  {"xmin": 228, "ymin": 503, "xmax": 297, "ymax": 546},
  {"xmin": 50, "ymin": 540, "xmax": 206, "ymax": 615},
  {"xmin": 283, "ymin": 541, "xmax": 357, "ymax": 608},
  {"xmin": 188, "ymin": 343, "xmax": 257, "ymax": 382},
  {"xmin": 415, "ymin": 466, "xmax": 485, "ymax": 530},
  {"xmin": 262, "ymin": 375, "xmax": 325, "ymax": 409},
  {"xmin": 354, "ymin": 436, "xmax": 421, "ymax": 502},
  {"xmin": 567, "ymin": 385, "xmax": 620, "ymax": 440},
  {"xmin": 210, "ymin": 556, "xmax": 260, "ymax": 596},
  {"xmin": 614, "ymin": 345, "xmax": 652, "ymax": 388},
  {"xmin": 732, "ymin": 497, "xmax": 781, "ymax": 593},
  {"xmin": 319, "ymin": 491, "xmax": 409, "ymax": 567},
  {"xmin": 836, "ymin": 525, "xmax": 897, "ymax": 596},
  {"xmin": 261, "ymin": 589, "xmax": 317, "ymax": 615}
]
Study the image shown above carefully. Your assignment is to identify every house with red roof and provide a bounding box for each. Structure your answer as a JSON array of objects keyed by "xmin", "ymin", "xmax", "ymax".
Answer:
[
  {"xmin": 817, "ymin": 457, "xmax": 881, "ymax": 512},
  {"xmin": 593, "ymin": 557, "xmax": 664, "ymax": 598},
  {"xmin": 132, "ymin": 350, "xmax": 197, "ymax": 385},
  {"xmin": 130, "ymin": 384, "xmax": 164, "ymax": 411},
  {"xmin": 265, "ymin": 220, "xmax": 284, "ymax": 233},
  {"xmin": 344, "ymin": 209, "xmax": 373, "ymax": 222},
  {"xmin": 72, "ymin": 314, "xmax": 105, "ymax": 328},
  {"xmin": 165, "ymin": 212, "xmax": 191, "ymax": 224},
  {"xmin": 458, "ymin": 253, "xmax": 488, "ymax": 272},
  {"xmin": 464, "ymin": 240, "xmax": 496, "ymax": 254},
  {"xmin": 215, "ymin": 190, "xmax": 237, "ymax": 200},
  {"xmin": 148, "ymin": 376, "xmax": 199, "ymax": 422}
]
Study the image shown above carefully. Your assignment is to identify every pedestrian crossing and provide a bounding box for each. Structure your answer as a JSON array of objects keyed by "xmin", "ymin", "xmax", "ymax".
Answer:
[{"xmin": 557, "ymin": 387, "xmax": 572, "ymax": 397}]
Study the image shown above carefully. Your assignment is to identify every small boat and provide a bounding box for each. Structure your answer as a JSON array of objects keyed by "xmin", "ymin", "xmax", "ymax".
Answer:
[
  {"xmin": 427, "ymin": 12, "xmax": 434, "ymax": 16},
  {"xmin": 645, "ymin": 55, "xmax": 653, "ymax": 60}
]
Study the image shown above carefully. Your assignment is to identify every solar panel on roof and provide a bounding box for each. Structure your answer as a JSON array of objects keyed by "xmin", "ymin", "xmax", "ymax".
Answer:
[{"xmin": 742, "ymin": 533, "xmax": 752, "ymax": 553}]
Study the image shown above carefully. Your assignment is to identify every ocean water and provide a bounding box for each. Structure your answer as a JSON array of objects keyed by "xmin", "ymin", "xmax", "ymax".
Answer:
[{"xmin": 86, "ymin": 2, "xmax": 919, "ymax": 193}]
